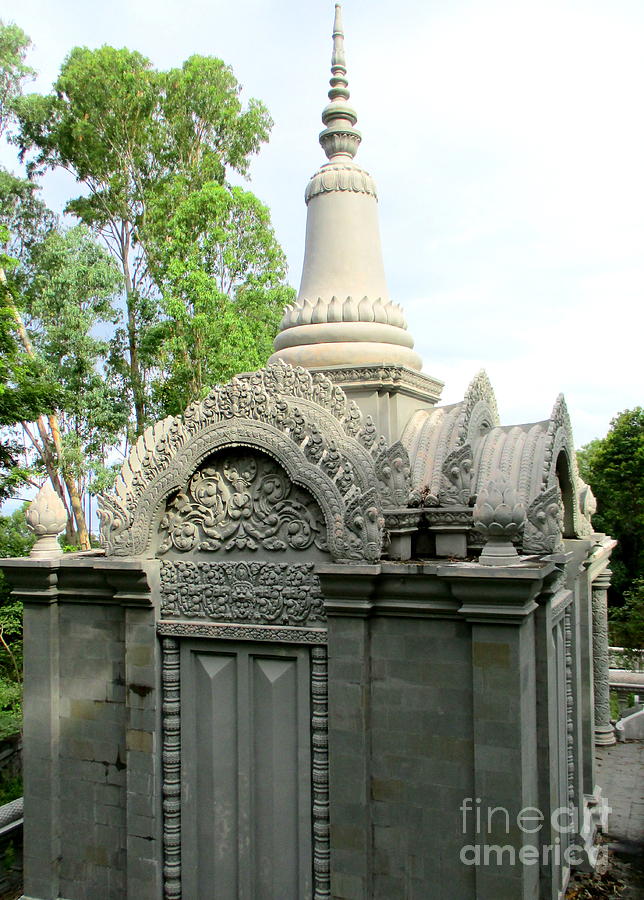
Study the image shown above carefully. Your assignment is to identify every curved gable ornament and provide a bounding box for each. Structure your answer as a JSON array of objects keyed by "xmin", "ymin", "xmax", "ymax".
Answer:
[
  {"xmin": 458, "ymin": 370, "xmax": 500, "ymax": 444},
  {"xmin": 541, "ymin": 394, "xmax": 585, "ymax": 538},
  {"xmin": 98, "ymin": 362, "xmax": 412, "ymax": 562}
]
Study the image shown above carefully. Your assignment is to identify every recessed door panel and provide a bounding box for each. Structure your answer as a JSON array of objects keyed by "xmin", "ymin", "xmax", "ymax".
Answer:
[{"xmin": 181, "ymin": 641, "xmax": 312, "ymax": 900}]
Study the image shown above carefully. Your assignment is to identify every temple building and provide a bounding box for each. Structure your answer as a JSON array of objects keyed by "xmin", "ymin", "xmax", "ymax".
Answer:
[{"xmin": 1, "ymin": 5, "xmax": 615, "ymax": 899}]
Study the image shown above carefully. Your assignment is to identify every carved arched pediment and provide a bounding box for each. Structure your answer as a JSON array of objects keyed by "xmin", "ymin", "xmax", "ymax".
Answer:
[
  {"xmin": 458, "ymin": 370, "xmax": 500, "ymax": 444},
  {"xmin": 98, "ymin": 362, "xmax": 412, "ymax": 562},
  {"xmin": 542, "ymin": 395, "xmax": 583, "ymax": 538}
]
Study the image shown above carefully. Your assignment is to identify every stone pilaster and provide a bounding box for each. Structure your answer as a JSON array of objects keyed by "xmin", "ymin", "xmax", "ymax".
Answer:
[
  {"xmin": 448, "ymin": 562, "xmax": 552, "ymax": 900},
  {"xmin": 2, "ymin": 560, "xmax": 62, "ymax": 900},
  {"xmin": 316, "ymin": 566, "xmax": 378, "ymax": 900},
  {"xmin": 591, "ymin": 571, "xmax": 616, "ymax": 746}
]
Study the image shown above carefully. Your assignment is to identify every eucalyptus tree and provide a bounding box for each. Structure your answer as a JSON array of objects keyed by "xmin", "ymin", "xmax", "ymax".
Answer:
[
  {"xmin": 0, "ymin": 19, "xmax": 32, "ymax": 137},
  {"xmin": 13, "ymin": 47, "xmax": 274, "ymax": 435},
  {"xmin": 1, "ymin": 214, "xmax": 125, "ymax": 548}
]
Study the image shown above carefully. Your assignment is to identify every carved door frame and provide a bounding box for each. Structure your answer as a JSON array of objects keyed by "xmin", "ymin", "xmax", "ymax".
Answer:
[{"xmin": 159, "ymin": 621, "xmax": 329, "ymax": 900}]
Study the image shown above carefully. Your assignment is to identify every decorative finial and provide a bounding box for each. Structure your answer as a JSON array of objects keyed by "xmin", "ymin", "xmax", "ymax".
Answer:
[
  {"xmin": 473, "ymin": 472, "xmax": 526, "ymax": 566},
  {"xmin": 25, "ymin": 482, "xmax": 67, "ymax": 559},
  {"xmin": 319, "ymin": 4, "xmax": 362, "ymax": 160}
]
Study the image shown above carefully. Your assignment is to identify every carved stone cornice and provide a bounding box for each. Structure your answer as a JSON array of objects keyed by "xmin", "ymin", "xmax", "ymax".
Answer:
[
  {"xmin": 315, "ymin": 563, "xmax": 380, "ymax": 616},
  {"xmin": 317, "ymin": 364, "xmax": 443, "ymax": 403},
  {"xmin": 422, "ymin": 507, "xmax": 473, "ymax": 529},
  {"xmin": 444, "ymin": 560, "xmax": 555, "ymax": 624},
  {"xmin": 0, "ymin": 557, "xmax": 60, "ymax": 604},
  {"xmin": 583, "ymin": 535, "xmax": 617, "ymax": 581},
  {"xmin": 99, "ymin": 558, "xmax": 157, "ymax": 606}
]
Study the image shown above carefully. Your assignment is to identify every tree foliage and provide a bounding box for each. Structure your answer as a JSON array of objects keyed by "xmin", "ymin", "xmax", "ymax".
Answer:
[
  {"xmin": 2, "ymin": 27, "xmax": 293, "ymax": 534},
  {"xmin": 13, "ymin": 46, "xmax": 277, "ymax": 434},
  {"xmin": 578, "ymin": 407, "xmax": 644, "ymax": 604},
  {"xmin": 608, "ymin": 578, "xmax": 644, "ymax": 651},
  {"xmin": 0, "ymin": 506, "xmax": 33, "ymax": 737},
  {"xmin": 0, "ymin": 19, "xmax": 33, "ymax": 137},
  {"xmin": 145, "ymin": 181, "xmax": 293, "ymax": 414},
  {"xmin": 1, "ymin": 171, "xmax": 125, "ymax": 543}
]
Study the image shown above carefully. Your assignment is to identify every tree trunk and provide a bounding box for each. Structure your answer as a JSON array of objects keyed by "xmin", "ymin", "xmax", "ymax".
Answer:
[
  {"xmin": 48, "ymin": 415, "xmax": 90, "ymax": 551},
  {"xmin": 121, "ymin": 229, "xmax": 146, "ymax": 437},
  {"xmin": 2, "ymin": 272, "xmax": 89, "ymax": 548}
]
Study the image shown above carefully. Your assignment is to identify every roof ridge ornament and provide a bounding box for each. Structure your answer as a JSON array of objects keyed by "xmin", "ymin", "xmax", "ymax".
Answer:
[{"xmin": 319, "ymin": 4, "xmax": 362, "ymax": 161}]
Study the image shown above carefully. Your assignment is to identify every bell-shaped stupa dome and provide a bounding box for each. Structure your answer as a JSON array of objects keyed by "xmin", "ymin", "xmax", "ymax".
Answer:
[{"xmin": 269, "ymin": 4, "xmax": 422, "ymax": 371}]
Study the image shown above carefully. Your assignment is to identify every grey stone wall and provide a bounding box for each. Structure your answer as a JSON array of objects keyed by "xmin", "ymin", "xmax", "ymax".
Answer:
[
  {"xmin": 2, "ymin": 556, "xmax": 161, "ymax": 900},
  {"xmin": 369, "ymin": 617, "xmax": 475, "ymax": 900},
  {"xmin": 57, "ymin": 602, "xmax": 127, "ymax": 899},
  {"xmin": 326, "ymin": 612, "xmax": 476, "ymax": 900},
  {"xmin": 320, "ymin": 559, "xmax": 568, "ymax": 900}
]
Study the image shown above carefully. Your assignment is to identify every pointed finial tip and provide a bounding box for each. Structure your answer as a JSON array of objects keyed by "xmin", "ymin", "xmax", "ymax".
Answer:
[
  {"xmin": 334, "ymin": 3, "xmax": 343, "ymax": 33},
  {"xmin": 319, "ymin": 1, "xmax": 361, "ymax": 160}
]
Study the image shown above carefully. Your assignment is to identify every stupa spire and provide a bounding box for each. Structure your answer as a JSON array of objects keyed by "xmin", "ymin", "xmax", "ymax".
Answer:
[
  {"xmin": 268, "ymin": 3, "xmax": 422, "ymax": 373},
  {"xmin": 320, "ymin": 4, "xmax": 361, "ymax": 161}
]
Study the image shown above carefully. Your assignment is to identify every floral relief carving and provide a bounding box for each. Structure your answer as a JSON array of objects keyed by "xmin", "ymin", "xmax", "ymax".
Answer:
[
  {"xmin": 159, "ymin": 560, "xmax": 326, "ymax": 625},
  {"xmin": 159, "ymin": 452, "xmax": 328, "ymax": 555},
  {"xmin": 98, "ymin": 362, "xmax": 395, "ymax": 562}
]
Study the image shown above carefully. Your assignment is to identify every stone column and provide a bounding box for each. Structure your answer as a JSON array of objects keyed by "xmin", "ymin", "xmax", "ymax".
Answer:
[{"xmin": 591, "ymin": 571, "xmax": 616, "ymax": 746}]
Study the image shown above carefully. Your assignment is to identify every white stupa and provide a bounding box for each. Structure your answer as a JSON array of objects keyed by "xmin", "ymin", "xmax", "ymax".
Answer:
[{"xmin": 269, "ymin": 4, "xmax": 422, "ymax": 371}]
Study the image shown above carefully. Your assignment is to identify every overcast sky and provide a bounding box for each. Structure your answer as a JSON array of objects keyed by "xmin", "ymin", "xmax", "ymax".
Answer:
[{"xmin": 2, "ymin": 0, "xmax": 643, "ymax": 447}]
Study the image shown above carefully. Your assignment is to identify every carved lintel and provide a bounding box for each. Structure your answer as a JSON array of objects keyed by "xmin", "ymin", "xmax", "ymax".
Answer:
[
  {"xmin": 157, "ymin": 620, "xmax": 327, "ymax": 645},
  {"xmin": 160, "ymin": 560, "xmax": 326, "ymax": 626}
]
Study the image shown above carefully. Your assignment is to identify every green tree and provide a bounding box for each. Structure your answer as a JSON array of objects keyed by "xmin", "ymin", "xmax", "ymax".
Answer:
[
  {"xmin": 608, "ymin": 577, "xmax": 644, "ymax": 651},
  {"xmin": 0, "ymin": 221, "xmax": 60, "ymax": 501},
  {"xmin": 1, "ymin": 168, "xmax": 125, "ymax": 544},
  {"xmin": 578, "ymin": 407, "xmax": 644, "ymax": 602},
  {"xmin": 145, "ymin": 181, "xmax": 293, "ymax": 414},
  {"xmin": 2, "ymin": 223, "xmax": 126, "ymax": 548},
  {"xmin": 0, "ymin": 25, "xmax": 55, "ymax": 501},
  {"xmin": 0, "ymin": 506, "xmax": 34, "ymax": 737},
  {"xmin": 0, "ymin": 19, "xmax": 33, "ymax": 137},
  {"xmin": 13, "ymin": 47, "xmax": 273, "ymax": 435}
]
